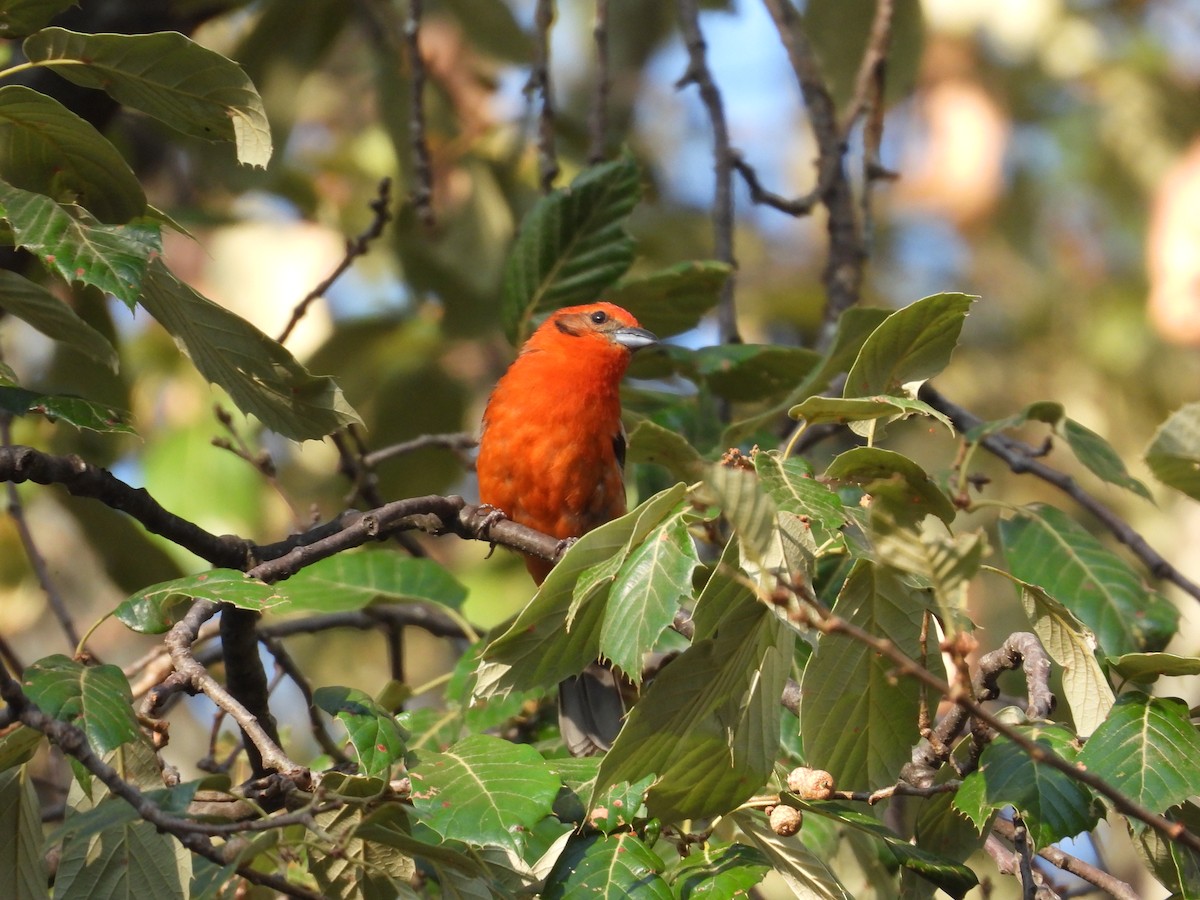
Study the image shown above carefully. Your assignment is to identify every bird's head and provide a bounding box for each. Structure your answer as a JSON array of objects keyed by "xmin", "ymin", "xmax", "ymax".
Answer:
[{"xmin": 526, "ymin": 302, "xmax": 658, "ymax": 360}]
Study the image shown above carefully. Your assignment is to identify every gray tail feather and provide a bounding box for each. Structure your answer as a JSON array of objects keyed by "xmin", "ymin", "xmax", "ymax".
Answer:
[{"xmin": 558, "ymin": 662, "xmax": 625, "ymax": 757}]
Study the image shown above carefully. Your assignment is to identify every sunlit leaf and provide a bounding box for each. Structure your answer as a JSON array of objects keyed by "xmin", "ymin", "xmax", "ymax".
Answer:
[
  {"xmin": 24, "ymin": 28, "xmax": 272, "ymax": 167},
  {"xmin": 0, "ymin": 377, "xmax": 133, "ymax": 434},
  {"xmin": 667, "ymin": 841, "xmax": 770, "ymax": 898},
  {"xmin": 0, "ymin": 727, "xmax": 42, "ymax": 772},
  {"xmin": 139, "ymin": 260, "xmax": 361, "ymax": 442},
  {"xmin": 599, "ymin": 508, "xmax": 699, "ymax": 681},
  {"xmin": 313, "ymin": 686, "xmax": 407, "ymax": 779},
  {"xmin": 277, "ymin": 552, "xmax": 467, "ymax": 613},
  {"xmin": 754, "ymin": 449, "xmax": 846, "ymax": 543},
  {"xmin": 954, "ymin": 723, "xmax": 1103, "ymax": 846},
  {"xmin": 0, "ymin": 85, "xmax": 144, "ymax": 223},
  {"xmin": 790, "ymin": 394, "xmax": 953, "ymax": 436},
  {"xmin": 874, "ymin": 518, "xmax": 985, "ymax": 631},
  {"xmin": 734, "ymin": 810, "xmax": 853, "ymax": 900},
  {"xmin": 824, "ymin": 446, "xmax": 955, "ymax": 526},
  {"xmin": 0, "ymin": 179, "xmax": 160, "ymax": 308},
  {"xmin": 408, "ymin": 734, "xmax": 560, "ymax": 852},
  {"xmin": 1146, "ymin": 402, "xmax": 1200, "ymax": 501},
  {"xmin": 543, "ymin": 833, "xmax": 671, "ymax": 899},
  {"xmin": 115, "ymin": 570, "xmax": 285, "ymax": 634},
  {"xmin": 502, "ymin": 155, "xmax": 640, "ymax": 344},
  {"xmin": 1107, "ymin": 652, "xmax": 1200, "ymax": 683},
  {"xmin": 1061, "ymin": 418, "xmax": 1152, "ymax": 501},
  {"xmin": 1012, "ymin": 576, "xmax": 1114, "ymax": 737},
  {"xmin": 999, "ymin": 504, "xmax": 1178, "ymax": 656},
  {"xmin": 1077, "ymin": 692, "xmax": 1200, "ymax": 819},
  {"xmin": 594, "ymin": 578, "xmax": 792, "ymax": 822},
  {"xmin": 626, "ymin": 418, "xmax": 706, "ymax": 481},
  {"xmin": 55, "ymin": 816, "xmax": 191, "ymax": 900},
  {"xmin": 22, "ymin": 655, "xmax": 139, "ymax": 755},
  {"xmin": 844, "ymin": 293, "xmax": 975, "ymax": 396}
]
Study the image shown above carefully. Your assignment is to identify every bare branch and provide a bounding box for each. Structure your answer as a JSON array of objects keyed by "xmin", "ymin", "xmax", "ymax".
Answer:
[
  {"xmin": 992, "ymin": 816, "xmax": 1140, "ymax": 900},
  {"xmin": 676, "ymin": 0, "xmax": 740, "ymax": 345},
  {"xmin": 587, "ymin": 0, "xmax": 610, "ymax": 164},
  {"xmin": 360, "ymin": 431, "xmax": 477, "ymax": 469},
  {"xmin": 920, "ymin": 383, "xmax": 1200, "ymax": 606},
  {"xmin": 0, "ymin": 662, "xmax": 324, "ymax": 900},
  {"xmin": 405, "ymin": 0, "xmax": 435, "ymax": 226},
  {"xmin": 1, "ymin": 418, "xmax": 81, "ymax": 651},
  {"xmin": 277, "ymin": 177, "xmax": 393, "ymax": 345},
  {"xmin": 261, "ymin": 634, "xmax": 352, "ymax": 765},
  {"xmin": 528, "ymin": 0, "xmax": 559, "ymax": 192}
]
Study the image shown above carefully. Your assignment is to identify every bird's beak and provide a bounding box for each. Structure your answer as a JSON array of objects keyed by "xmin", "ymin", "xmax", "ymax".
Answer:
[{"xmin": 613, "ymin": 325, "xmax": 658, "ymax": 351}]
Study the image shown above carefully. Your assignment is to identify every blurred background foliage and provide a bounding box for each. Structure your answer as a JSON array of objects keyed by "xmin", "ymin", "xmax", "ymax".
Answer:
[{"xmin": 4, "ymin": 0, "xmax": 1200, "ymax": 809}]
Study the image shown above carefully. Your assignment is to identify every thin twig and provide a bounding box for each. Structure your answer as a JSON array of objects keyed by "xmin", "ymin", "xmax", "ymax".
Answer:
[
  {"xmin": 1012, "ymin": 813, "xmax": 1038, "ymax": 899},
  {"xmin": 587, "ymin": 0, "xmax": 610, "ymax": 164},
  {"xmin": 676, "ymin": 0, "xmax": 740, "ymax": 346},
  {"xmin": 797, "ymin": 597, "xmax": 1200, "ymax": 855},
  {"xmin": 991, "ymin": 816, "xmax": 1139, "ymax": 900},
  {"xmin": 0, "ymin": 662, "xmax": 325, "ymax": 900},
  {"xmin": 277, "ymin": 177, "xmax": 393, "ymax": 344},
  {"xmin": 261, "ymin": 635, "xmax": 352, "ymax": 765},
  {"xmin": 330, "ymin": 428, "xmax": 428, "ymax": 558},
  {"xmin": 920, "ymin": 383, "xmax": 1200, "ymax": 606},
  {"xmin": 528, "ymin": 0, "xmax": 559, "ymax": 192},
  {"xmin": 360, "ymin": 431, "xmax": 477, "ymax": 468},
  {"xmin": 405, "ymin": 0, "xmax": 435, "ymax": 226},
  {"xmin": 761, "ymin": 0, "xmax": 866, "ymax": 343}
]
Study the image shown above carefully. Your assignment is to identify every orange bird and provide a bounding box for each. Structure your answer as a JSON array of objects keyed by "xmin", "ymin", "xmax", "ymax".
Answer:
[{"xmin": 477, "ymin": 302, "xmax": 657, "ymax": 755}]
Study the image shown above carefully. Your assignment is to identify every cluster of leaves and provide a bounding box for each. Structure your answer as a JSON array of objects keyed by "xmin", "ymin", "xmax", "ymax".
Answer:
[{"xmin": 2, "ymin": 4, "xmax": 1200, "ymax": 899}]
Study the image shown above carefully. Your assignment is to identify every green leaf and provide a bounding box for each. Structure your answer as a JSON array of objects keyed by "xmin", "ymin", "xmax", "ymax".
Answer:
[
  {"xmin": 1129, "ymin": 801, "xmax": 1200, "ymax": 900},
  {"xmin": 1013, "ymin": 577, "xmax": 1114, "ymax": 737},
  {"xmin": 733, "ymin": 810, "xmax": 853, "ymax": 899},
  {"xmin": 0, "ymin": 726, "xmax": 42, "ymax": 772},
  {"xmin": 0, "ymin": 0, "xmax": 76, "ymax": 37},
  {"xmin": 954, "ymin": 723, "xmax": 1103, "ymax": 846},
  {"xmin": 0, "ymin": 270, "xmax": 117, "ymax": 368},
  {"xmin": 599, "ymin": 509, "xmax": 699, "ymax": 681},
  {"xmin": 999, "ymin": 504, "xmax": 1178, "ymax": 656},
  {"xmin": 48, "ymin": 782, "xmax": 199, "ymax": 846},
  {"xmin": 22, "ymin": 655, "xmax": 139, "ymax": 756},
  {"xmin": 1146, "ymin": 402, "xmax": 1200, "ymax": 501},
  {"xmin": 543, "ymin": 833, "xmax": 671, "ymax": 899},
  {"xmin": 115, "ymin": 570, "xmax": 286, "ymax": 634},
  {"xmin": 753, "ymin": 449, "xmax": 846, "ymax": 543},
  {"xmin": 277, "ymin": 552, "xmax": 467, "ymax": 613},
  {"xmin": 824, "ymin": 446, "xmax": 956, "ymax": 526},
  {"xmin": 706, "ymin": 463, "xmax": 779, "ymax": 566},
  {"xmin": 0, "ymin": 85, "xmax": 145, "ymax": 224},
  {"xmin": 313, "ymin": 686, "xmax": 407, "ymax": 779},
  {"xmin": 606, "ymin": 260, "xmax": 731, "ymax": 338},
  {"xmin": 593, "ymin": 579, "xmax": 792, "ymax": 822},
  {"xmin": 1061, "ymin": 418, "xmax": 1153, "ymax": 501},
  {"xmin": 501, "ymin": 155, "xmax": 640, "ymax": 344},
  {"xmin": 139, "ymin": 260, "xmax": 361, "ymax": 441},
  {"xmin": 801, "ymin": 563, "xmax": 933, "ymax": 789},
  {"xmin": 480, "ymin": 485, "xmax": 687, "ymax": 694},
  {"xmin": 408, "ymin": 734, "xmax": 561, "ymax": 852},
  {"xmin": 626, "ymin": 418, "xmax": 706, "ymax": 481},
  {"xmin": 1077, "ymin": 693, "xmax": 1200, "ymax": 819},
  {"xmin": 1108, "ymin": 652, "xmax": 1200, "ymax": 683},
  {"xmin": 789, "ymin": 800, "xmax": 978, "ymax": 898},
  {"xmin": 690, "ymin": 344, "xmax": 823, "ymax": 402},
  {"xmin": 548, "ymin": 758, "xmax": 653, "ymax": 832},
  {"xmin": 844, "ymin": 293, "xmax": 975, "ymax": 396},
  {"xmin": 54, "ymin": 818, "xmax": 191, "ymax": 900},
  {"xmin": 964, "ymin": 400, "xmax": 1064, "ymax": 441},
  {"xmin": 789, "ymin": 394, "xmax": 953, "ymax": 437},
  {"xmin": 0, "ymin": 766, "xmax": 46, "ymax": 900},
  {"xmin": 24, "ymin": 28, "xmax": 272, "ymax": 167},
  {"xmin": 667, "ymin": 841, "xmax": 770, "ymax": 898},
  {"xmin": 0, "ymin": 381, "xmax": 133, "ymax": 434},
  {"xmin": 873, "ymin": 519, "xmax": 985, "ymax": 632},
  {"xmin": 0, "ymin": 179, "xmax": 160, "ymax": 308}
]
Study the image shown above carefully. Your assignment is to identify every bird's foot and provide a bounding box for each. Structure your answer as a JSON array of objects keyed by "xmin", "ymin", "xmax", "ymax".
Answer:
[
  {"xmin": 475, "ymin": 504, "xmax": 507, "ymax": 558},
  {"xmin": 553, "ymin": 536, "xmax": 577, "ymax": 559}
]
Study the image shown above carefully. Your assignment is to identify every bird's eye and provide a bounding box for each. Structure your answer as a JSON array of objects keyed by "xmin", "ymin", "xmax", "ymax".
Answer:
[{"xmin": 590, "ymin": 310, "xmax": 608, "ymax": 324}]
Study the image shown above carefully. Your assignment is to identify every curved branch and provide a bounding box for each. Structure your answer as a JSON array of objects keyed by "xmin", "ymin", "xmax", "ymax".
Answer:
[{"xmin": 920, "ymin": 384, "xmax": 1200, "ymax": 605}]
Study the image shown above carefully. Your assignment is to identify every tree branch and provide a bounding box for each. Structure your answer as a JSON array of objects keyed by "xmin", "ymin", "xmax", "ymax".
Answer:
[
  {"xmin": 920, "ymin": 383, "xmax": 1200, "ymax": 605},
  {"xmin": 404, "ymin": 0, "xmax": 435, "ymax": 227},
  {"xmin": 676, "ymin": 0, "xmax": 740, "ymax": 345},
  {"xmin": 528, "ymin": 0, "xmax": 559, "ymax": 192},
  {"xmin": 587, "ymin": 0, "xmax": 610, "ymax": 164}
]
